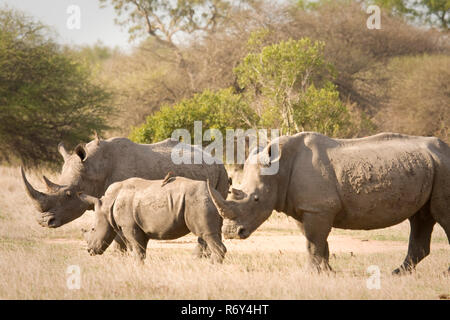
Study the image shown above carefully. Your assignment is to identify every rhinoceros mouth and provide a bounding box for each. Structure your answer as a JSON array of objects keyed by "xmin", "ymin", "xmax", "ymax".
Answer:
[
  {"xmin": 222, "ymin": 225, "xmax": 249, "ymax": 239},
  {"xmin": 237, "ymin": 227, "xmax": 249, "ymax": 239},
  {"xmin": 38, "ymin": 213, "xmax": 60, "ymax": 228}
]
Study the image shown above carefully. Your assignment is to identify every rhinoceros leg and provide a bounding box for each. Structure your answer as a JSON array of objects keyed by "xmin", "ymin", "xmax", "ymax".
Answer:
[
  {"xmin": 203, "ymin": 234, "xmax": 227, "ymax": 264},
  {"xmin": 431, "ymin": 210, "xmax": 450, "ymax": 275},
  {"xmin": 121, "ymin": 226, "xmax": 148, "ymax": 263},
  {"xmin": 111, "ymin": 234, "xmax": 128, "ymax": 253},
  {"xmin": 194, "ymin": 237, "xmax": 211, "ymax": 259},
  {"xmin": 302, "ymin": 212, "xmax": 333, "ymax": 272},
  {"xmin": 393, "ymin": 205, "xmax": 435, "ymax": 275}
]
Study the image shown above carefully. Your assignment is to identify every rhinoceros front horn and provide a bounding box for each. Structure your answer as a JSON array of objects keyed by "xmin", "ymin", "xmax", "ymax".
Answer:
[
  {"xmin": 21, "ymin": 167, "xmax": 49, "ymax": 212},
  {"xmin": 206, "ymin": 179, "xmax": 238, "ymax": 220}
]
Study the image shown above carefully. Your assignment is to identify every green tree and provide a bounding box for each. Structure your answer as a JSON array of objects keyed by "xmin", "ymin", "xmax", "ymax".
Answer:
[
  {"xmin": 0, "ymin": 8, "xmax": 112, "ymax": 166},
  {"xmin": 235, "ymin": 36, "xmax": 351, "ymax": 136},
  {"xmin": 130, "ymin": 88, "xmax": 257, "ymax": 144}
]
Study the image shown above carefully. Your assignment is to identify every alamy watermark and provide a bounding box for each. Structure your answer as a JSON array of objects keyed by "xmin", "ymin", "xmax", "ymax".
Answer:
[
  {"xmin": 67, "ymin": 5, "xmax": 81, "ymax": 30},
  {"xmin": 170, "ymin": 121, "xmax": 281, "ymax": 175},
  {"xmin": 66, "ymin": 265, "xmax": 81, "ymax": 290},
  {"xmin": 366, "ymin": 5, "xmax": 381, "ymax": 29},
  {"xmin": 366, "ymin": 265, "xmax": 381, "ymax": 290}
]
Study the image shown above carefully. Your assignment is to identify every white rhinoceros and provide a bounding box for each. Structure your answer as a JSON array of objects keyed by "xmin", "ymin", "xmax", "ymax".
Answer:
[{"xmin": 207, "ymin": 132, "xmax": 450, "ymax": 274}]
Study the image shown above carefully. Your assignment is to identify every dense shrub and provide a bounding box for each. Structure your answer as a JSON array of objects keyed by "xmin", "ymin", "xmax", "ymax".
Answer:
[
  {"xmin": 374, "ymin": 54, "xmax": 450, "ymax": 142},
  {"xmin": 129, "ymin": 88, "xmax": 257, "ymax": 144}
]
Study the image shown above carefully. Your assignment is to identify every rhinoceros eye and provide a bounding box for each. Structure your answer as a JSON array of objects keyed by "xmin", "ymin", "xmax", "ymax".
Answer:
[
  {"xmin": 66, "ymin": 190, "xmax": 72, "ymax": 197},
  {"xmin": 254, "ymin": 195, "xmax": 259, "ymax": 202}
]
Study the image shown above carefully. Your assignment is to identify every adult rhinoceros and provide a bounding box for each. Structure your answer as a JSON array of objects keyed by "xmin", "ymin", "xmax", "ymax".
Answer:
[
  {"xmin": 207, "ymin": 132, "xmax": 450, "ymax": 274},
  {"xmin": 21, "ymin": 135, "xmax": 229, "ymax": 253}
]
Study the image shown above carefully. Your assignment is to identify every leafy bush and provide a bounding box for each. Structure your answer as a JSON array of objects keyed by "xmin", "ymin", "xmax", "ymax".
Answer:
[
  {"xmin": 130, "ymin": 88, "xmax": 257, "ymax": 144},
  {"xmin": 131, "ymin": 36, "xmax": 356, "ymax": 143}
]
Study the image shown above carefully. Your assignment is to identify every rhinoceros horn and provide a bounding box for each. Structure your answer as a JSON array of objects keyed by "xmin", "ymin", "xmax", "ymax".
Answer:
[
  {"xmin": 42, "ymin": 175, "xmax": 62, "ymax": 192},
  {"xmin": 206, "ymin": 179, "xmax": 238, "ymax": 220},
  {"xmin": 21, "ymin": 167, "xmax": 49, "ymax": 212}
]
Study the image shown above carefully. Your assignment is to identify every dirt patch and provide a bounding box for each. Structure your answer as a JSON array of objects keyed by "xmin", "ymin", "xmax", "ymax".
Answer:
[
  {"xmin": 148, "ymin": 234, "xmax": 445, "ymax": 254},
  {"xmin": 44, "ymin": 238, "xmax": 84, "ymax": 245}
]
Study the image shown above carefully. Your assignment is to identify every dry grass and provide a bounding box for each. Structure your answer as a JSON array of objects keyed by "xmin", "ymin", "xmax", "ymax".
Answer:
[{"xmin": 0, "ymin": 166, "xmax": 448, "ymax": 300}]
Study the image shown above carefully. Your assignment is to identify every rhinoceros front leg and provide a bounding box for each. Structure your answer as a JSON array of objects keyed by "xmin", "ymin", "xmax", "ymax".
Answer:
[
  {"xmin": 193, "ymin": 237, "xmax": 211, "ymax": 259},
  {"xmin": 203, "ymin": 234, "xmax": 227, "ymax": 264},
  {"xmin": 111, "ymin": 233, "xmax": 128, "ymax": 253},
  {"xmin": 302, "ymin": 212, "xmax": 333, "ymax": 272},
  {"xmin": 121, "ymin": 226, "xmax": 148, "ymax": 263}
]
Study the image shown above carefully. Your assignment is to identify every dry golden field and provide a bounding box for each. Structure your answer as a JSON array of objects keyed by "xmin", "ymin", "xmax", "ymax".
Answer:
[{"xmin": 0, "ymin": 166, "xmax": 448, "ymax": 300}]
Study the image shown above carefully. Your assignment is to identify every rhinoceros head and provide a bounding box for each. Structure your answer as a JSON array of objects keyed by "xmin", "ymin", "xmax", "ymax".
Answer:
[
  {"xmin": 21, "ymin": 135, "xmax": 111, "ymax": 228},
  {"xmin": 79, "ymin": 193, "xmax": 116, "ymax": 255},
  {"xmin": 207, "ymin": 137, "xmax": 288, "ymax": 239}
]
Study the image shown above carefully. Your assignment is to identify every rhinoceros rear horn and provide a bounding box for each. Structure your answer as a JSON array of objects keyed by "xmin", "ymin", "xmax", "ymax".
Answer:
[
  {"xmin": 21, "ymin": 167, "xmax": 49, "ymax": 212},
  {"xmin": 206, "ymin": 179, "xmax": 238, "ymax": 220},
  {"xmin": 42, "ymin": 175, "xmax": 62, "ymax": 192}
]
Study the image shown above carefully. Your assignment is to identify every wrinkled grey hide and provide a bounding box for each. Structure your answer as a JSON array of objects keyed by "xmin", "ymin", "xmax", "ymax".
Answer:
[
  {"xmin": 208, "ymin": 132, "xmax": 450, "ymax": 274},
  {"xmin": 22, "ymin": 137, "xmax": 229, "ymax": 228},
  {"xmin": 80, "ymin": 177, "xmax": 226, "ymax": 263},
  {"xmin": 21, "ymin": 137, "xmax": 229, "ymax": 253}
]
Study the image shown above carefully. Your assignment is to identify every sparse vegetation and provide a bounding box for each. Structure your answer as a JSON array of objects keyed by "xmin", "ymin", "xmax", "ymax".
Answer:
[
  {"xmin": 0, "ymin": 0, "xmax": 449, "ymax": 300},
  {"xmin": 0, "ymin": 166, "xmax": 448, "ymax": 299}
]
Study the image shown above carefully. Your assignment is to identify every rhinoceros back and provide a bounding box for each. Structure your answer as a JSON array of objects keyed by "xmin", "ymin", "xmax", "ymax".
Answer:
[{"xmin": 104, "ymin": 138, "xmax": 229, "ymax": 199}]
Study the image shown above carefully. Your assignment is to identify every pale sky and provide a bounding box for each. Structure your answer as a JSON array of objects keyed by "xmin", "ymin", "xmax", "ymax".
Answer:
[{"xmin": 1, "ymin": 0, "xmax": 132, "ymax": 49}]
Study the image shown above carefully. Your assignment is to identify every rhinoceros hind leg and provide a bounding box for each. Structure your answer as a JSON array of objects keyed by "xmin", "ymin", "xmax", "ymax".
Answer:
[
  {"xmin": 194, "ymin": 237, "xmax": 211, "ymax": 259},
  {"xmin": 393, "ymin": 205, "xmax": 435, "ymax": 275},
  {"xmin": 303, "ymin": 212, "xmax": 333, "ymax": 273}
]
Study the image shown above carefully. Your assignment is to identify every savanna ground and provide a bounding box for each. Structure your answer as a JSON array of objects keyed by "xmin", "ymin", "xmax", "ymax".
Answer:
[{"xmin": 0, "ymin": 166, "xmax": 448, "ymax": 299}]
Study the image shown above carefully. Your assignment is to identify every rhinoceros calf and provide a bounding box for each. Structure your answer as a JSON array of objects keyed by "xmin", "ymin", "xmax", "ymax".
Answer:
[{"xmin": 79, "ymin": 176, "xmax": 226, "ymax": 263}]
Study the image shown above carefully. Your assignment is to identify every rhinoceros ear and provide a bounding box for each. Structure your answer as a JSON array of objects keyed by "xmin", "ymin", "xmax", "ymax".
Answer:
[
  {"xmin": 93, "ymin": 131, "xmax": 100, "ymax": 145},
  {"xmin": 74, "ymin": 144, "xmax": 87, "ymax": 161},
  {"xmin": 259, "ymin": 140, "xmax": 283, "ymax": 167},
  {"xmin": 77, "ymin": 192, "xmax": 101, "ymax": 208},
  {"xmin": 58, "ymin": 142, "xmax": 70, "ymax": 162}
]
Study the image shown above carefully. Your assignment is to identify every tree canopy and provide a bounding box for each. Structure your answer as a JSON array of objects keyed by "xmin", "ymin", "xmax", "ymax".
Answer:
[{"xmin": 0, "ymin": 8, "xmax": 113, "ymax": 166}]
